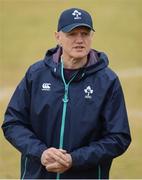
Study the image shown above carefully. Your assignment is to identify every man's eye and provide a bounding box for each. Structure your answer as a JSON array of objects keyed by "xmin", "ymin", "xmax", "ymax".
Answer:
[
  {"xmin": 82, "ymin": 32, "xmax": 90, "ymax": 36},
  {"xmin": 68, "ymin": 33, "xmax": 76, "ymax": 36}
]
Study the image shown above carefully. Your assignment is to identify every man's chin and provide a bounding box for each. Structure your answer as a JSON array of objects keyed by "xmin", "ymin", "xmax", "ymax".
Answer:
[{"xmin": 71, "ymin": 53, "xmax": 87, "ymax": 59}]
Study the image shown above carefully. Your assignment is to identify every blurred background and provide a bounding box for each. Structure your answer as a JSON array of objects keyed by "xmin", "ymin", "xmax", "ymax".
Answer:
[{"xmin": 0, "ymin": 0, "xmax": 142, "ymax": 178}]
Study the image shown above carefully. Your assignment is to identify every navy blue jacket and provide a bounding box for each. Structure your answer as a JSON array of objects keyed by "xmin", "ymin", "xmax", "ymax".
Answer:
[{"xmin": 2, "ymin": 46, "xmax": 131, "ymax": 179}]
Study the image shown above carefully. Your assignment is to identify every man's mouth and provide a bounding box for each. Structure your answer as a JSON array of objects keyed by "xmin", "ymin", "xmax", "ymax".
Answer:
[{"xmin": 74, "ymin": 46, "xmax": 84, "ymax": 50}]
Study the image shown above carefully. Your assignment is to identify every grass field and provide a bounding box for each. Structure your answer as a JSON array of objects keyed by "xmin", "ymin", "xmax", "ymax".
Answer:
[{"xmin": 0, "ymin": 0, "xmax": 142, "ymax": 178}]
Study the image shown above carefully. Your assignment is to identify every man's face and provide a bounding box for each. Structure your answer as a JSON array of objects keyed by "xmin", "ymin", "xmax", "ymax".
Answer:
[{"xmin": 55, "ymin": 27, "xmax": 94, "ymax": 60}]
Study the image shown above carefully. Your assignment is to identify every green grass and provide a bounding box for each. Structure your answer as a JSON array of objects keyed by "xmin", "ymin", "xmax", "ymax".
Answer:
[{"xmin": 0, "ymin": 0, "xmax": 142, "ymax": 178}]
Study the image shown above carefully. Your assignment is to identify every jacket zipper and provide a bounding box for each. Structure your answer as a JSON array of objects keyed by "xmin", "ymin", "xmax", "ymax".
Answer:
[{"xmin": 56, "ymin": 60, "xmax": 78, "ymax": 180}]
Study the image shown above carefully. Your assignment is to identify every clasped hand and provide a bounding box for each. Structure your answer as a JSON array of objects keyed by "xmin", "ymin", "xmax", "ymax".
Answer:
[{"xmin": 41, "ymin": 147, "xmax": 72, "ymax": 173}]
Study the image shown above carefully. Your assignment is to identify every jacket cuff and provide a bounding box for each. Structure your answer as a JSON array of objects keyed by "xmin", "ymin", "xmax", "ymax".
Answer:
[
  {"xmin": 70, "ymin": 151, "xmax": 82, "ymax": 169},
  {"xmin": 28, "ymin": 145, "xmax": 47, "ymax": 162}
]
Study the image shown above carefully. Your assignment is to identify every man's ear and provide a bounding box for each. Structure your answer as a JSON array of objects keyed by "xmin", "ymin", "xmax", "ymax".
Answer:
[{"xmin": 55, "ymin": 32, "xmax": 62, "ymax": 45}]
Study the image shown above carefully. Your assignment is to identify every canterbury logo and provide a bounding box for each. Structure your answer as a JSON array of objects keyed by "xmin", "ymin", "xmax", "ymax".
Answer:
[{"xmin": 41, "ymin": 83, "xmax": 51, "ymax": 91}]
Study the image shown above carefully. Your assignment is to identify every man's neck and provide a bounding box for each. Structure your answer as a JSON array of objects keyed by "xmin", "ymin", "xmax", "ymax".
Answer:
[{"xmin": 61, "ymin": 55, "xmax": 88, "ymax": 69}]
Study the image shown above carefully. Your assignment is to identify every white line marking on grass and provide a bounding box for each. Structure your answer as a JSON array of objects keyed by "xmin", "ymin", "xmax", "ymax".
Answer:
[
  {"xmin": 0, "ymin": 88, "xmax": 142, "ymax": 118},
  {"xmin": 117, "ymin": 67, "xmax": 142, "ymax": 78},
  {"xmin": 128, "ymin": 109, "xmax": 142, "ymax": 118},
  {"xmin": 0, "ymin": 68, "xmax": 142, "ymax": 101},
  {"xmin": 0, "ymin": 87, "xmax": 14, "ymax": 101}
]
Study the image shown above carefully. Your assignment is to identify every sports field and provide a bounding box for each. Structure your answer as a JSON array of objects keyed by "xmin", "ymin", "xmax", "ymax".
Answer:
[{"xmin": 0, "ymin": 0, "xmax": 142, "ymax": 178}]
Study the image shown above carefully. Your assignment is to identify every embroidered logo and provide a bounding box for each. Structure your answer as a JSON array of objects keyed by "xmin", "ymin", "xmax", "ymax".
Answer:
[
  {"xmin": 41, "ymin": 83, "xmax": 51, "ymax": 91},
  {"xmin": 84, "ymin": 86, "xmax": 93, "ymax": 99},
  {"xmin": 72, "ymin": 10, "xmax": 82, "ymax": 20}
]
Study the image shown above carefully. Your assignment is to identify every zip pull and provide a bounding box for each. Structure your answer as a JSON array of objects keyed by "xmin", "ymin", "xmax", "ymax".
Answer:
[
  {"xmin": 62, "ymin": 95, "xmax": 69, "ymax": 103},
  {"xmin": 62, "ymin": 85, "xmax": 69, "ymax": 103}
]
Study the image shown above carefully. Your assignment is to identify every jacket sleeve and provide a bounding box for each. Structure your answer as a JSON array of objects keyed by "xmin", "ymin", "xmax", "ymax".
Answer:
[
  {"xmin": 1, "ymin": 68, "xmax": 47, "ymax": 160},
  {"xmin": 71, "ymin": 77, "xmax": 131, "ymax": 169}
]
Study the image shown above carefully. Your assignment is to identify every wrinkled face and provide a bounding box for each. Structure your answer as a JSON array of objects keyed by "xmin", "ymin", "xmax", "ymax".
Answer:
[{"xmin": 55, "ymin": 27, "xmax": 94, "ymax": 60}]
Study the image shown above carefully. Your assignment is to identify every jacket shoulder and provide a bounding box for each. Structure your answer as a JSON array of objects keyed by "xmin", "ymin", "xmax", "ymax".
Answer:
[
  {"xmin": 28, "ymin": 59, "xmax": 46, "ymax": 73},
  {"xmin": 24, "ymin": 60, "xmax": 47, "ymax": 82},
  {"xmin": 103, "ymin": 67, "xmax": 118, "ymax": 81}
]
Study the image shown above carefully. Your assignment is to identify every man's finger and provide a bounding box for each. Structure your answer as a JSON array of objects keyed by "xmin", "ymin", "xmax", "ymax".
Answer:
[
  {"xmin": 46, "ymin": 162, "xmax": 60, "ymax": 172},
  {"xmin": 53, "ymin": 149, "xmax": 68, "ymax": 161},
  {"xmin": 50, "ymin": 152, "xmax": 69, "ymax": 167},
  {"xmin": 47, "ymin": 149, "xmax": 69, "ymax": 167},
  {"xmin": 59, "ymin": 149, "xmax": 67, "ymax": 154}
]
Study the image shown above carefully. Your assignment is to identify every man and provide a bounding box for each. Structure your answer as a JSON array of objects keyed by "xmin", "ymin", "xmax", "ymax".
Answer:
[{"xmin": 2, "ymin": 8, "xmax": 131, "ymax": 179}]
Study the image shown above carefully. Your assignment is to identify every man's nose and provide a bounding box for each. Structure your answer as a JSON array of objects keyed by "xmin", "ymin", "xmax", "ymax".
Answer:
[{"xmin": 75, "ymin": 34, "xmax": 83, "ymax": 43}]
